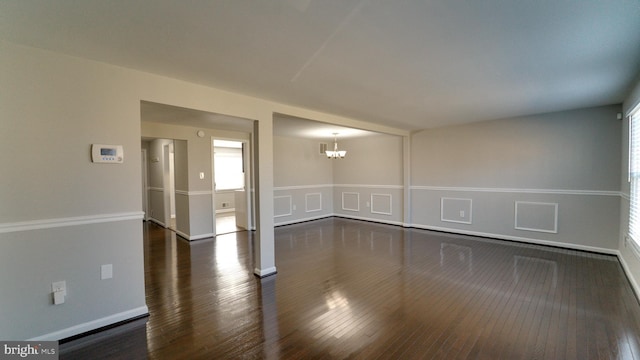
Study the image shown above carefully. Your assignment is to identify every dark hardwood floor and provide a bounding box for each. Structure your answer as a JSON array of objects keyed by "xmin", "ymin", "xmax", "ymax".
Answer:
[{"xmin": 60, "ymin": 218, "xmax": 640, "ymax": 359}]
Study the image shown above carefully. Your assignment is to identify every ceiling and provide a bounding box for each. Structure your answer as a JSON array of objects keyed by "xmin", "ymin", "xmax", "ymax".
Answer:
[{"xmin": 2, "ymin": 0, "xmax": 640, "ymax": 132}]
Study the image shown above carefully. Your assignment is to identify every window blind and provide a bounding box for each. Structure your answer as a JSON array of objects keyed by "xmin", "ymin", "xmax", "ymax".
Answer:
[{"xmin": 630, "ymin": 108, "xmax": 640, "ymax": 245}]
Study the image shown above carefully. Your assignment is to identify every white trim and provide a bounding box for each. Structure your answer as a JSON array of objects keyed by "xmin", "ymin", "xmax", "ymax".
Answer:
[
  {"xmin": 305, "ymin": 193, "xmax": 322, "ymax": 213},
  {"xmin": 616, "ymin": 250, "xmax": 640, "ymax": 300},
  {"xmin": 215, "ymin": 208, "xmax": 236, "ymax": 214},
  {"xmin": 514, "ymin": 201, "xmax": 558, "ymax": 234},
  {"xmin": 412, "ymin": 224, "xmax": 617, "ymax": 255},
  {"xmin": 148, "ymin": 217, "xmax": 166, "ymax": 228},
  {"xmin": 412, "ymin": 185, "xmax": 621, "ymax": 197},
  {"xmin": 175, "ymin": 190, "xmax": 212, "ymax": 196},
  {"xmin": 254, "ymin": 267, "xmax": 277, "ymax": 277},
  {"xmin": 342, "ymin": 192, "xmax": 360, "ymax": 212},
  {"xmin": 148, "ymin": 187, "xmax": 163, "ymax": 193},
  {"xmin": 335, "ymin": 214, "xmax": 404, "ymax": 227},
  {"xmin": 189, "ymin": 190, "xmax": 213, "ymax": 196},
  {"xmin": 275, "ymin": 214, "xmax": 332, "ymax": 227},
  {"xmin": 28, "ymin": 306, "xmax": 149, "ymax": 341},
  {"xmin": 627, "ymin": 234, "xmax": 640, "ymax": 259},
  {"xmin": 334, "ymin": 184, "xmax": 403, "ymax": 189},
  {"xmin": 440, "ymin": 197, "xmax": 473, "ymax": 225},
  {"xmin": 622, "ymin": 193, "xmax": 631, "ymax": 201},
  {"xmin": 370, "ymin": 193, "xmax": 393, "ymax": 215},
  {"xmin": 172, "ymin": 228, "xmax": 216, "ymax": 241},
  {"xmin": 179, "ymin": 231, "xmax": 215, "ymax": 241},
  {"xmin": 0, "ymin": 212, "xmax": 145, "ymax": 234},
  {"xmin": 274, "ymin": 195, "xmax": 293, "ymax": 218},
  {"xmin": 274, "ymin": 184, "xmax": 333, "ymax": 191}
]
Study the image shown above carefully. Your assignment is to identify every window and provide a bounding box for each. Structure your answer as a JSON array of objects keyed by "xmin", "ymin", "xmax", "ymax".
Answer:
[
  {"xmin": 629, "ymin": 107, "xmax": 640, "ymax": 248},
  {"xmin": 214, "ymin": 140, "xmax": 244, "ymax": 191}
]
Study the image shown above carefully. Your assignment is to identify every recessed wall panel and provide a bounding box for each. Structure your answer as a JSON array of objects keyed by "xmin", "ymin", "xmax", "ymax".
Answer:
[
  {"xmin": 305, "ymin": 193, "xmax": 322, "ymax": 212},
  {"xmin": 515, "ymin": 201, "xmax": 558, "ymax": 233},
  {"xmin": 342, "ymin": 192, "xmax": 360, "ymax": 212},
  {"xmin": 370, "ymin": 193, "xmax": 392, "ymax": 215},
  {"xmin": 274, "ymin": 195, "xmax": 292, "ymax": 218},
  {"xmin": 441, "ymin": 197, "xmax": 472, "ymax": 224}
]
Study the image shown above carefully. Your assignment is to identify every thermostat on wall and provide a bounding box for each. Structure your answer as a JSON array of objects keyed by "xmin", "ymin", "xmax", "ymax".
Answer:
[{"xmin": 91, "ymin": 144, "xmax": 124, "ymax": 163}]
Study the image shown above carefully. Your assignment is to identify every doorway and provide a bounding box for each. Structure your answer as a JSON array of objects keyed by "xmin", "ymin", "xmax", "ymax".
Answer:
[
  {"xmin": 213, "ymin": 139, "xmax": 250, "ymax": 235},
  {"xmin": 142, "ymin": 138, "xmax": 178, "ymax": 231}
]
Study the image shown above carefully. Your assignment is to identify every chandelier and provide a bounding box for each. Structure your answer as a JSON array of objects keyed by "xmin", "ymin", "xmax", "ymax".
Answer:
[{"xmin": 326, "ymin": 133, "xmax": 347, "ymax": 159}]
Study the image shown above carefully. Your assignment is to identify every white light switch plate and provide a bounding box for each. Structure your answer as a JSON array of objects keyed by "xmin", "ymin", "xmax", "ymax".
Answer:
[
  {"xmin": 52, "ymin": 281, "xmax": 66, "ymax": 296},
  {"xmin": 101, "ymin": 264, "xmax": 113, "ymax": 280}
]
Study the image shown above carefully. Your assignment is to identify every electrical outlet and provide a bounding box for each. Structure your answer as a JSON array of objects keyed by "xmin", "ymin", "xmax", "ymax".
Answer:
[
  {"xmin": 293, "ymin": 204, "xmax": 297, "ymax": 211},
  {"xmin": 460, "ymin": 210, "xmax": 465, "ymax": 218},
  {"xmin": 51, "ymin": 281, "xmax": 66, "ymax": 296}
]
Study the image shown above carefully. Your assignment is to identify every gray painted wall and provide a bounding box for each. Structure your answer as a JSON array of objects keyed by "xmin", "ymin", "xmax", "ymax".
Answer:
[
  {"xmin": 273, "ymin": 134, "xmax": 404, "ymax": 225},
  {"xmin": 412, "ymin": 106, "xmax": 621, "ymax": 190},
  {"xmin": 411, "ymin": 105, "xmax": 622, "ymax": 252},
  {"xmin": 333, "ymin": 135, "xmax": 403, "ymax": 186},
  {"xmin": 273, "ymin": 136, "xmax": 334, "ymax": 224},
  {"xmin": 0, "ymin": 41, "xmax": 147, "ymax": 340},
  {"xmin": 0, "ymin": 40, "xmax": 288, "ymax": 340},
  {"xmin": 274, "ymin": 136, "xmax": 333, "ymax": 186}
]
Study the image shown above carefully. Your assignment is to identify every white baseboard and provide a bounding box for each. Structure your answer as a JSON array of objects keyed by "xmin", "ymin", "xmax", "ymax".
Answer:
[
  {"xmin": 413, "ymin": 224, "xmax": 618, "ymax": 255},
  {"xmin": 616, "ymin": 251, "xmax": 640, "ymax": 300},
  {"xmin": 274, "ymin": 214, "xmax": 332, "ymax": 226},
  {"xmin": 254, "ymin": 267, "xmax": 277, "ymax": 277},
  {"xmin": 173, "ymin": 229, "xmax": 215, "ymax": 241},
  {"xmin": 148, "ymin": 217, "xmax": 166, "ymax": 228},
  {"xmin": 333, "ymin": 214, "xmax": 405, "ymax": 227},
  {"xmin": 188, "ymin": 232, "xmax": 215, "ymax": 241},
  {"xmin": 28, "ymin": 306, "xmax": 149, "ymax": 341}
]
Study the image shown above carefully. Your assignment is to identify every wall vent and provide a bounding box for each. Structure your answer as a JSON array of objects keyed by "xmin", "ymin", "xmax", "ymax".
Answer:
[{"xmin": 319, "ymin": 143, "xmax": 328, "ymax": 155}]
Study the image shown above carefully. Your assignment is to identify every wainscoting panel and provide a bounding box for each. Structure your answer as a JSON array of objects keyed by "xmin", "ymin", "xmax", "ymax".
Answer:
[
  {"xmin": 411, "ymin": 186, "xmax": 620, "ymax": 252},
  {"xmin": 514, "ymin": 201, "xmax": 558, "ymax": 233},
  {"xmin": 274, "ymin": 195, "xmax": 292, "ymax": 218},
  {"xmin": 441, "ymin": 197, "xmax": 472, "ymax": 224},
  {"xmin": 273, "ymin": 186, "xmax": 334, "ymax": 226},
  {"xmin": 305, "ymin": 193, "xmax": 322, "ymax": 213},
  {"xmin": 1, "ymin": 217, "xmax": 147, "ymax": 340},
  {"xmin": 342, "ymin": 192, "xmax": 360, "ymax": 212},
  {"xmin": 371, "ymin": 193, "xmax": 392, "ymax": 215},
  {"xmin": 333, "ymin": 185, "xmax": 404, "ymax": 226}
]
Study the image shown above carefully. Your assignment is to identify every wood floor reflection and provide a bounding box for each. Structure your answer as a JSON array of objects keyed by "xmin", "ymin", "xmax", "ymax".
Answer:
[{"xmin": 60, "ymin": 218, "xmax": 640, "ymax": 359}]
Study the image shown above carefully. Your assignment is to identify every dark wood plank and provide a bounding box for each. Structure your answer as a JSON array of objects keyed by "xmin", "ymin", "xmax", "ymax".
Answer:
[{"xmin": 59, "ymin": 218, "xmax": 640, "ymax": 359}]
